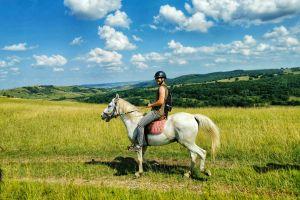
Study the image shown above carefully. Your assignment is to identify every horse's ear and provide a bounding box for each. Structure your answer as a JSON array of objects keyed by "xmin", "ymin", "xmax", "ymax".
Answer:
[{"xmin": 114, "ymin": 93, "xmax": 119, "ymax": 102}]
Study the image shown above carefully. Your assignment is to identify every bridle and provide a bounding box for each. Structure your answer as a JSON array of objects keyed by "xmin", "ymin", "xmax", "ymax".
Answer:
[{"xmin": 102, "ymin": 99, "xmax": 141, "ymax": 120}]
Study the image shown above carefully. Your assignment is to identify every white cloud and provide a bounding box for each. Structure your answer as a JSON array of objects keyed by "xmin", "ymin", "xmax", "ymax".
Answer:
[
  {"xmin": 105, "ymin": 10, "xmax": 131, "ymax": 29},
  {"xmin": 33, "ymin": 55, "xmax": 67, "ymax": 67},
  {"xmin": 0, "ymin": 61, "xmax": 6, "ymax": 68},
  {"xmin": 155, "ymin": 4, "xmax": 213, "ymax": 32},
  {"xmin": 166, "ymin": 36, "xmax": 263, "ymax": 65},
  {"xmin": 256, "ymin": 43, "xmax": 270, "ymax": 52},
  {"xmin": 225, "ymin": 35, "xmax": 260, "ymax": 56},
  {"xmin": 284, "ymin": 37, "xmax": 299, "ymax": 46},
  {"xmin": 70, "ymin": 67, "xmax": 80, "ymax": 71},
  {"xmin": 189, "ymin": 0, "xmax": 300, "ymax": 25},
  {"xmin": 10, "ymin": 67, "xmax": 19, "ymax": 72},
  {"xmin": 135, "ymin": 62, "xmax": 149, "ymax": 69},
  {"xmin": 2, "ymin": 43, "xmax": 36, "ymax": 51},
  {"xmin": 0, "ymin": 70, "xmax": 8, "ymax": 78},
  {"xmin": 244, "ymin": 35, "xmax": 256, "ymax": 46},
  {"xmin": 168, "ymin": 40, "xmax": 197, "ymax": 54},
  {"xmin": 169, "ymin": 58, "xmax": 187, "ymax": 65},
  {"xmin": 214, "ymin": 58, "xmax": 227, "ymax": 63},
  {"xmin": 98, "ymin": 25, "xmax": 136, "ymax": 51},
  {"xmin": 155, "ymin": 1, "xmax": 300, "ymax": 32},
  {"xmin": 174, "ymin": 25, "xmax": 300, "ymax": 59},
  {"xmin": 7, "ymin": 56, "xmax": 21, "ymax": 66},
  {"xmin": 155, "ymin": 4, "xmax": 187, "ymax": 25},
  {"xmin": 263, "ymin": 26, "xmax": 289, "ymax": 38},
  {"xmin": 188, "ymin": 0, "xmax": 239, "ymax": 22},
  {"xmin": 131, "ymin": 54, "xmax": 146, "ymax": 63},
  {"xmin": 129, "ymin": 24, "xmax": 300, "ymax": 71},
  {"xmin": 183, "ymin": 12, "xmax": 213, "ymax": 32},
  {"xmin": 0, "ymin": 56, "xmax": 21, "ymax": 68},
  {"xmin": 145, "ymin": 52, "xmax": 166, "ymax": 61},
  {"xmin": 87, "ymin": 48, "xmax": 122, "ymax": 67},
  {"xmin": 184, "ymin": 2, "xmax": 193, "ymax": 14},
  {"xmin": 204, "ymin": 63, "xmax": 216, "ymax": 67},
  {"xmin": 131, "ymin": 52, "xmax": 167, "ymax": 69},
  {"xmin": 290, "ymin": 24, "xmax": 300, "ymax": 35},
  {"xmin": 197, "ymin": 46, "xmax": 216, "ymax": 53},
  {"xmin": 149, "ymin": 24, "xmax": 158, "ymax": 30},
  {"xmin": 262, "ymin": 25, "xmax": 300, "ymax": 50},
  {"xmin": 63, "ymin": 0, "xmax": 121, "ymax": 20},
  {"xmin": 70, "ymin": 36, "xmax": 84, "ymax": 45},
  {"xmin": 132, "ymin": 35, "xmax": 143, "ymax": 42},
  {"xmin": 53, "ymin": 68, "xmax": 64, "ymax": 72},
  {"xmin": 131, "ymin": 54, "xmax": 147, "ymax": 69}
]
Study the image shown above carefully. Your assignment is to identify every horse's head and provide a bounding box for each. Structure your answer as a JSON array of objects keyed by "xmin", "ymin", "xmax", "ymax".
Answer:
[{"xmin": 101, "ymin": 94, "xmax": 120, "ymax": 122}]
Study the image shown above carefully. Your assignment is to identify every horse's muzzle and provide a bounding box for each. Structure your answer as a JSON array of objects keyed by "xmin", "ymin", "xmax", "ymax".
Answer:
[
  {"xmin": 101, "ymin": 113, "xmax": 106, "ymax": 120},
  {"xmin": 101, "ymin": 113, "xmax": 111, "ymax": 122}
]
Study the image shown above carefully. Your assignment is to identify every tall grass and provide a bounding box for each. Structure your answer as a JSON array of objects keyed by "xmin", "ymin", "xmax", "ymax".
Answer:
[{"xmin": 0, "ymin": 97, "xmax": 299, "ymax": 199}]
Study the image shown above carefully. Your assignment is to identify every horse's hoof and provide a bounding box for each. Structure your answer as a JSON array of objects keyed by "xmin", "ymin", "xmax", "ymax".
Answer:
[
  {"xmin": 203, "ymin": 169, "xmax": 211, "ymax": 176},
  {"xmin": 134, "ymin": 172, "xmax": 142, "ymax": 178},
  {"xmin": 184, "ymin": 171, "xmax": 191, "ymax": 178}
]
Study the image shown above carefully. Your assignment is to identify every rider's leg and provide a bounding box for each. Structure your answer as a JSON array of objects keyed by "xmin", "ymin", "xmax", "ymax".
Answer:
[{"xmin": 136, "ymin": 111, "xmax": 161, "ymax": 148}]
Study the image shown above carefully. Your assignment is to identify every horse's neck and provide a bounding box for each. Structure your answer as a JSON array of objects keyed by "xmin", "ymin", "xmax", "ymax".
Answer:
[
  {"xmin": 120, "ymin": 113, "xmax": 143, "ymax": 141},
  {"xmin": 118, "ymin": 104, "xmax": 143, "ymax": 141}
]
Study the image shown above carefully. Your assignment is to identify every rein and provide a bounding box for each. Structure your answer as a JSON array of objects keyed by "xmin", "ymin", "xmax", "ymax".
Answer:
[
  {"xmin": 112, "ymin": 100, "xmax": 143, "ymax": 118},
  {"xmin": 114, "ymin": 109, "xmax": 141, "ymax": 118}
]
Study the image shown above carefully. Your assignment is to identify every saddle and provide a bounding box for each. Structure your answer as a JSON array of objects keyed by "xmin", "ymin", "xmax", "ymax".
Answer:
[{"xmin": 145, "ymin": 115, "xmax": 166, "ymax": 135}]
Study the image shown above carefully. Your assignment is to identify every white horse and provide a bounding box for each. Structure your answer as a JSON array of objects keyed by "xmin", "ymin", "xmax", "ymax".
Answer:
[{"xmin": 101, "ymin": 94, "xmax": 220, "ymax": 178}]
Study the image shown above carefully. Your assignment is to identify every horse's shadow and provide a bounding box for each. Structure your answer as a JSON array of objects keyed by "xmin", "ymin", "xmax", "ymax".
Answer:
[
  {"xmin": 85, "ymin": 156, "xmax": 207, "ymax": 181},
  {"xmin": 0, "ymin": 168, "xmax": 2, "ymax": 182},
  {"xmin": 253, "ymin": 162, "xmax": 300, "ymax": 173}
]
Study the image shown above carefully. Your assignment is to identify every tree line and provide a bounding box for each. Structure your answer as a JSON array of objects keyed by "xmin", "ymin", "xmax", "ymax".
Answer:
[{"xmin": 78, "ymin": 74, "xmax": 300, "ymax": 107}]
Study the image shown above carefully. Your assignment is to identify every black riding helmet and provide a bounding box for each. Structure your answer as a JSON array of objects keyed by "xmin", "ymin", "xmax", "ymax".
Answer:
[{"xmin": 154, "ymin": 71, "xmax": 167, "ymax": 79}]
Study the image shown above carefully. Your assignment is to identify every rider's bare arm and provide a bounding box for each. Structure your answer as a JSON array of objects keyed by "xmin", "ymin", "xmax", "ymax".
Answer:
[{"xmin": 149, "ymin": 86, "xmax": 165, "ymax": 107}]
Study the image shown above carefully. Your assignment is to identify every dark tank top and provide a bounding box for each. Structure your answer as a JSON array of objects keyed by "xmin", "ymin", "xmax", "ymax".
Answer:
[{"xmin": 151, "ymin": 82, "xmax": 168, "ymax": 116}]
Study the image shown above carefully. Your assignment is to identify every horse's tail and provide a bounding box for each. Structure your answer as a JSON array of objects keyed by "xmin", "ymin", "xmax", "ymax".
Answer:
[{"xmin": 194, "ymin": 114, "xmax": 220, "ymax": 160}]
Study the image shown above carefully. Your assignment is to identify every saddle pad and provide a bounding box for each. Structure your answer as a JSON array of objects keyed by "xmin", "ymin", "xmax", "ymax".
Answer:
[{"xmin": 146, "ymin": 119, "xmax": 166, "ymax": 135}]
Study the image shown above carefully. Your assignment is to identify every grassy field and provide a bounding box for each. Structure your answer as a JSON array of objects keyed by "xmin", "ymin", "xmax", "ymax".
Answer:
[{"xmin": 0, "ymin": 97, "xmax": 299, "ymax": 199}]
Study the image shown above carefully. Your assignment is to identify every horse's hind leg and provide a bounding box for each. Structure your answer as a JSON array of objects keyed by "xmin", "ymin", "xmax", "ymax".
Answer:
[{"xmin": 186, "ymin": 143, "xmax": 211, "ymax": 176}]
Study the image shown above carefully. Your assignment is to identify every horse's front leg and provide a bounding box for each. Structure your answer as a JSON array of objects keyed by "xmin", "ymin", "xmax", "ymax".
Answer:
[
  {"xmin": 142, "ymin": 146, "xmax": 148, "ymax": 163},
  {"xmin": 135, "ymin": 149, "xmax": 143, "ymax": 178}
]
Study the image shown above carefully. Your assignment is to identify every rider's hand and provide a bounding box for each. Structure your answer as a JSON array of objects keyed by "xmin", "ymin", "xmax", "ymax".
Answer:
[{"xmin": 146, "ymin": 103, "xmax": 152, "ymax": 108}]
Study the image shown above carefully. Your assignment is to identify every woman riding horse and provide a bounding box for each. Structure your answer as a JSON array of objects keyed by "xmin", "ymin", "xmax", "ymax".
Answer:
[
  {"xmin": 128, "ymin": 71, "xmax": 169, "ymax": 152},
  {"xmin": 101, "ymin": 72, "xmax": 220, "ymax": 178}
]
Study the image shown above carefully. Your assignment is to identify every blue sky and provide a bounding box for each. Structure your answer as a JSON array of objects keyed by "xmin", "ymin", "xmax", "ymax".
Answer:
[{"xmin": 1, "ymin": 0, "xmax": 300, "ymax": 89}]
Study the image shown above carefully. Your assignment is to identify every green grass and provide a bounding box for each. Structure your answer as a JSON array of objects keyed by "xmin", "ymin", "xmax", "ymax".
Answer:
[{"xmin": 0, "ymin": 97, "xmax": 299, "ymax": 199}]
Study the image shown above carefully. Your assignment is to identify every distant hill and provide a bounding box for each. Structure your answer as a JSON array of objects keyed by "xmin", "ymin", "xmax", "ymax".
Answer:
[
  {"xmin": 131, "ymin": 68, "xmax": 291, "ymax": 88},
  {"xmin": 1, "ymin": 67, "xmax": 299, "ymax": 107},
  {"xmin": 0, "ymin": 85, "xmax": 107, "ymax": 101},
  {"xmin": 81, "ymin": 80, "xmax": 142, "ymax": 89}
]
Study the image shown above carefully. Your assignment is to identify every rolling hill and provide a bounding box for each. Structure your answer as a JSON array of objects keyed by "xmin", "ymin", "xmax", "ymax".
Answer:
[{"xmin": 1, "ymin": 67, "xmax": 299, "ymax": 107}]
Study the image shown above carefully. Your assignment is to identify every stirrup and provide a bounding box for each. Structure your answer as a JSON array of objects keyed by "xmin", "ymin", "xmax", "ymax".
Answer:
[
  {"xmin": 127, "ymin": 144, "xmax": 135, "ymax": 150},
  {"xmin": 128, "ymin": 145, "xmax": 142, "ymax": 152}
]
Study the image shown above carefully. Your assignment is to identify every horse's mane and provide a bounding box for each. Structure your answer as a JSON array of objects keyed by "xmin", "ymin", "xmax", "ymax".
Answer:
[{"xmin": 117, "ymin": 98, "xmax": 141, "ymax": 119}]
